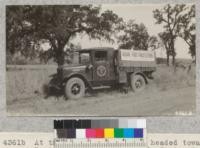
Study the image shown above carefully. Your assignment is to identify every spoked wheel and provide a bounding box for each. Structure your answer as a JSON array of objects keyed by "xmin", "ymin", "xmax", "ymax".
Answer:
[
  {"xmin": 130, "ymin": 74, "xmax": 146, "ymax": 92},
  {"xmin": 65, "ymin": 77, "xmax": 85, "ymax": 99}
]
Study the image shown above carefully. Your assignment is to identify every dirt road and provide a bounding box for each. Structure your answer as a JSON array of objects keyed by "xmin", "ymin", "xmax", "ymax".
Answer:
[{"xmin": 7, "ymin": 84, "xmax": 195, "ymax": 116}]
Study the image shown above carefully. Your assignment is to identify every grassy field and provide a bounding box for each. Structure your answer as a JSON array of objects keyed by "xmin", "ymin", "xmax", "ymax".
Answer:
[
  {"xmin": 6, "ymin": 63, "xmax": 196, "ymax": 116},
  {"xmin": 6, "ymin": 65, "xmax": 57, "ymax": 104}
]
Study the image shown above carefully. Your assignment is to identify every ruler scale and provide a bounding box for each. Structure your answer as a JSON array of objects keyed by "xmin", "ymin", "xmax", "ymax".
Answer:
[
  {"xmin": 54, "ymin": 138, "xmax": 146, "ymax": 148},
  {"xmin": 54, "ymin": 119, "xmax": 147, "ymax": 148}
]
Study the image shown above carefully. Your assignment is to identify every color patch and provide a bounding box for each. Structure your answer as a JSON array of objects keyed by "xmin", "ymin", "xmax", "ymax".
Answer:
[
  {"xmin": 76, "ymin": 129, "xmax": 86, "ymax": 138},
  {"xmin": 81, "ymin": 120, "xmax": 91, "ymax": 128},
  {"xmin": 124, "ymin": 128, "xmax": 134, "ymax": 138},
  {"xmin": 54, "ymin": 120, "xmax": 64, "ymax": 129},
  {"xmin": 118, "ymin": 119, "xmax": 128, "ymax": 128},
  {"xmin": 54, "ymin": 119, "xmax": 146, "ymax": 129},
  {"xmin": 104, "ymin": 128, "xmax": 114, "ymax": 138},
  {"xmin": 136, "ymin": 119, "xmax": 146, "ymax": 128},
  {"xmin": 127, "ymin": 119, "xmax": 137, "ymax": 128},
  {"xmin": 56, "ymin": 129, "xmax": 68, "ymax": 138},
  {"xmin": 66, "ymin": 129, "xmax": 76, "ymax": 138},
  {"xmin": 95, "ymin": 128, "xmax": 104, "ymax": 138},
  {"xmin": 134, "ymin": 128, "xmax": 143, "ymax": 138},
  {"xmin": 86, "ymin": 129, "xmax": 96, "ymax": 138},
  {"xmin": 114, "ymin": 128, "xmax": 123, "ymax": 138},
  {"xmin": 54, "ymin": 119, "xmax": 146, "ymax": 139}
]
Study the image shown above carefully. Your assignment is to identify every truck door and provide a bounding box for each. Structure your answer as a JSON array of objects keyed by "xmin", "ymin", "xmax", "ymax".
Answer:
[
  {"xmin": 93, "ymin": 50, "xmax": 112, "ymax": 84},
  {"xmin": 79, "ymin": 51, "xmax": 93, "ymax": 81}
]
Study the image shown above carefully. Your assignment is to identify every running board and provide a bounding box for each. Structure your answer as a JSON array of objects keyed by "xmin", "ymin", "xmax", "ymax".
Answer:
[{"xmin": 92, "ymin": 86, "xmax": 111, "ymax": 90}]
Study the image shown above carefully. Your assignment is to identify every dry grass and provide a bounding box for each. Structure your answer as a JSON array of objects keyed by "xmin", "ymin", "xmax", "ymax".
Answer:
[
  {"xmin": 6, "ymin": 66, "xmax": 57, "ymax": 104},
  {"xmin": 153, "ymin": 64, "xmax": 196, "ymax": 91},
  {"xmin": 6, "ymin": 64, "xmax": 195, "ymax": 104},
  {"xmin": 6, "ymin": 64, "xmax": 196, "ymax": 116}
]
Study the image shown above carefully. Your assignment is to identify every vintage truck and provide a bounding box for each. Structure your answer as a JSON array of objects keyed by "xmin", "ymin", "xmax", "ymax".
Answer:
[{"xmin": 49, "ymin": 47, "xmax": 156, "ymax": 99}]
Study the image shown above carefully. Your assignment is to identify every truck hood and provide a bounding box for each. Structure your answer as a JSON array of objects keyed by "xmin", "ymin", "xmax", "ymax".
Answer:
[{"xmin": 58, "ymin": 64, "xmax": 86, "ymax": 70}]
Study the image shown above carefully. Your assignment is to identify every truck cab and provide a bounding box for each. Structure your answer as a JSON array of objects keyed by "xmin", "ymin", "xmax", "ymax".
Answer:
[{"xmin": 50, "ymin": 47, "xmax": 156, "ymax": 99}]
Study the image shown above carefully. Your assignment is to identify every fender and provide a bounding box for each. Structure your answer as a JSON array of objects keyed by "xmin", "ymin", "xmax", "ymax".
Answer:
[
  {"xmin": 132, "ymin": 71, "xmax": 148, "ymax": 84},
  {"xmin": 62, "ymin": 73, "xmax": 92, "ymax": 89}
]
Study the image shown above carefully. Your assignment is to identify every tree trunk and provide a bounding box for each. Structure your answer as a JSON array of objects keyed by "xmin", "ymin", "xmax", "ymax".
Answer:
[
  {"xmin": 56, "ymin": 47, "xmax": 65, "ymax": 66},
  {"xmin": 169, "ymin": 37, "xmax": 176, "ymax": 66},
  {"xmin": 171, "ymin": 47, "xmax": 176, "ymax": 66},
  {"xmin": 172, "ymin": 54, "xmax": 175, "ymax": 66},
  {"xmin": 193, "ymin": 55, "xmax": 196, "ymax": 64},
  {"xmin": 56, "ymin": 39, "xmax": 67, "ymax": 66},
  {"xmin": 166, "ymin": 51, "xmax": 169, "ymax": 66}
]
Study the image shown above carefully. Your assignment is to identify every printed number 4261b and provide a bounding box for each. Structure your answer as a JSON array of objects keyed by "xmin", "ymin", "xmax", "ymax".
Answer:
[{"xmin": 3, "ymin": 140, "xmax": 25, "ymax": 146}]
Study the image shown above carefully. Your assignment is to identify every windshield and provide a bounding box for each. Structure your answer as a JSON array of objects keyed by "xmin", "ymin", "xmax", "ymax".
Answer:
[
  {"xmin": 79, "ymin": 52, "xmax": 91, "ymax": 65},
  {"xmin": 63, "ymin": 51, "xmax": 91, "ymax": 65}
]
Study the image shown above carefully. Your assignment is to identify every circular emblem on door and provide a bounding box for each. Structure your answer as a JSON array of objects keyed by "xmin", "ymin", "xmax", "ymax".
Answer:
[{"xmin": 97, "ymin": 65, "xmax": 107, "ymax": 77}]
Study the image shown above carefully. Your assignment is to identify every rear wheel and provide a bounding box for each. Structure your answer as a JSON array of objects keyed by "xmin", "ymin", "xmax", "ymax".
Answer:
[
  {"xmin": 65, "ymin": 77, "xmax": 85, "ymax": 99},
  {"xmin": 130, "ymin": 74, "xmax": 146, "ymax": 92}
]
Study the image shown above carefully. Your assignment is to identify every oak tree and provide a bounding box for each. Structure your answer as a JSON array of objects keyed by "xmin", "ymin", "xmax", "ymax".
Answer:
[
  {"xmin": 118, "ymin": 20, "xmax": 158, "ymax": 50},
  {"xmin": 6, "ymin": 5, "xmax": 122, "ymax": 65},
  {"xmin": 179, "ymin": 5, "xmax": 195, "ymax": 60},
  {"xmin": 158, "ymin": 32, "xmax": 174, "ymax": 65},
  {"xmin": 153, "ymin": 4, "xmax": 187, "ymax": 65}
]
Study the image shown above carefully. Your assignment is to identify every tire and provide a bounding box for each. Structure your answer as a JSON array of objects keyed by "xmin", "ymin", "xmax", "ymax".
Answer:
[
  {"xmin": 65, "ymin": 77, "xmax": 85, "ymax": 99},
  {"xmin": 130, "ymin": 74, "xmax": 146, "ymax": 92}
]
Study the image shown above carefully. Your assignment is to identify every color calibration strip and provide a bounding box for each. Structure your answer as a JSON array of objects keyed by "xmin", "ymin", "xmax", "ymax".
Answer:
[
  {"xmin": 54, "ymin": 119, "xmax": 146, "ymax": 139},
  {"xmin": 55, "ymin": 128, "xmax": 143, "ymax": 139}
]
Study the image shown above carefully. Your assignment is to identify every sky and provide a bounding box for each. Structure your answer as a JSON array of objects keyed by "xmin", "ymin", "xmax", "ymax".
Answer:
[{"xmin": 70, "ymin": 4, "xmax": 193, "ymax": 59}]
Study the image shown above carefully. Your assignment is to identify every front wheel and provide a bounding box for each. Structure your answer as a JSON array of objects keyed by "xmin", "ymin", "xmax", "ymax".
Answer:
[
  {"xmin": 65, "ymin": 77, "xmax": 85, "ymax": 99},
  {"xmin": 130, "ymin": 74, "xmax": 146, "ymax": 92}
]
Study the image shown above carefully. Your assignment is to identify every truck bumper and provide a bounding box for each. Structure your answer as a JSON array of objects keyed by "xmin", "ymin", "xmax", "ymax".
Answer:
[{"xmin": 48, "ymin": 74, "xmax": 62, "ymax": 90}]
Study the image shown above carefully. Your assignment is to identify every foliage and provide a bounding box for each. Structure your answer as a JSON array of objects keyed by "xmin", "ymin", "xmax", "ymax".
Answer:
[
  {"xmin": 179, "ymin": 5, "xmax": 195, "ymax": 60},
  {"xmin": 118, "ymin": 20, "xmax": 158, "ymax": 50},
  {"xmin": 153, "ymin": 4, "xmax": 189, "ymax": 65},
  {"xmin": 6, "ymin": 5, "xmax": 122, "ymax": 65},
  {"xmin": 158, "ymin": 32, "xmax": 175, "ymax": 65}
]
